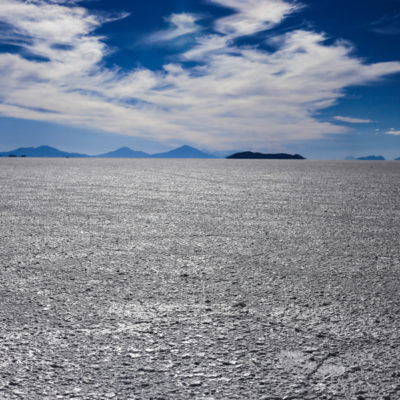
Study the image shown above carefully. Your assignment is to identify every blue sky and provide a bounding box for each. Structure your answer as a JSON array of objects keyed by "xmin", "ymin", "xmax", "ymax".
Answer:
[{"xmin": 0, "ymin": 0, "xmax": 399, "ymax": 158}]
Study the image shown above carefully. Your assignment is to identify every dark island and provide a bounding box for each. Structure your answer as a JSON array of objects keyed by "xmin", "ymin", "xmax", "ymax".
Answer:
[{"xmin": 227, "ymin": 151, "xmax": 305, "ymax": 160}]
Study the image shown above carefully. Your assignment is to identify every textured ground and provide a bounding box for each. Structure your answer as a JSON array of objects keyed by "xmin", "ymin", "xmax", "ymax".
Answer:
[{"xmin": 0, "ymin": 159, "xmax": 399, "ymax": 399}]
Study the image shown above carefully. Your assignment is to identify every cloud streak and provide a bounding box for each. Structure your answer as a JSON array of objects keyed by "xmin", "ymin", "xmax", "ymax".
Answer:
[
  {"xmin": 0, "ymin": 0, "xmax": 400, "ymax": 150},
  {"xmin": 386, "ymin": 128, "xmax": 400, "ymax": 135},
  {"xmin": 334, "ymin": 116, "xmax": 374, "ymax": 123}
]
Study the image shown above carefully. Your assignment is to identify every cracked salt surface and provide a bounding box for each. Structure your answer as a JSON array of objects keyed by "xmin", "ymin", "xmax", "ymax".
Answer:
[{"xmin": 0, "ymin": 158, "xmax": 399, "ymax": 399}]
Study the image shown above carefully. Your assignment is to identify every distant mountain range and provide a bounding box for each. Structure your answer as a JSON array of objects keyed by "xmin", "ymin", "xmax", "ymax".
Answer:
[
  {"xmin": 227, "ymin": 151, "xmax": 305, "ymax": 160},
  {"xmin": 346, "ymin": 155, "xmax": 386, "ymax": 160},
  {"xmin": 0, "ymin": 145, "xmax": 216, "ymax": 159},
  {"xmin": 2, "ymin": 146, "xmax": 397, "ymax": 160}
]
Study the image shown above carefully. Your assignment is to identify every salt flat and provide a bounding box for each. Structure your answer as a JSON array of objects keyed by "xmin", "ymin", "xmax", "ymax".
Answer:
[{"xmin": 0, "ymin": 159, "xmax": 399, "ymax": 399}]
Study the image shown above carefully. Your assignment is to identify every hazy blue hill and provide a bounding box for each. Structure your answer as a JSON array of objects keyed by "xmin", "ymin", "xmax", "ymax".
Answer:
[
  {"xmin": 356, "ymin": 155, "xmax": 385, "ymax": 160},
  {"xmin": 227, "ymin": 151, "xmax": 305, "ymax": 160},
  {"xmin": 150, "ymin": 145, "xmax": 216, "ymax": 158},
  {"xmin": 0, "ymin": 145, "xmax": 88, "ymax": 158},
  {"xmin": 0, "ymin": 145, "xmax": 214, "ymax": 158},
  {"xmin": 97, "ymin": 147, "xmax": 149, "ymax": 158},
  {"xmin": 394, "ymin": 157, "xmax": 400, "ymax": 160}
]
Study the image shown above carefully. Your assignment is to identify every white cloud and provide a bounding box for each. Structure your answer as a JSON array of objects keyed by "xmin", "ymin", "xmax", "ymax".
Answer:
[
  {"xmin": 182, "ymin": 34, "xmax": 231, "ymax": 60},
  {"xmin": 386, "ymin": 129, "xmax": 400, "ymax": 135},
  {"xmin": 145, "ymin": 13, "xmax": 202, "ymax": 43},
  {"xmin": 0, "ymin": 0, "xmax": 102, "ymax": 44},
  {"xmin": 334, "ymin": 116, "xmax": 374, "ymax": 123},
  {"xmin": 0, "ymin": 0, "xmax": 400, "ymax": 150}
]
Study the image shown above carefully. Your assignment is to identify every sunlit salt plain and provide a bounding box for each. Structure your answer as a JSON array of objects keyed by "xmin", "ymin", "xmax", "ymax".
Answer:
[{"xmin": 0, "ymin": 159, "xmax": 399, "ymax": 399}]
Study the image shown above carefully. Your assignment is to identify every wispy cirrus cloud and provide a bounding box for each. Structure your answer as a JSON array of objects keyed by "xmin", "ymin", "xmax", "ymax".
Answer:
[
  {"xmin": 145, "ymin": 13, "xmax": 203, "ymax": 43},
  {"xmin": 0, "ymin": 0, "xmax": 400, "ymax": 150},
  {"xmin": 209, "ymin": 0, "xmax": 301, "ymax": 37},
  {"xmin": 371, "ymin": 14, "xmax": 400, "ymax": 35},
  {"xmin": 334, "ymin": 116, "xmax": 374, "ymax": 124}
]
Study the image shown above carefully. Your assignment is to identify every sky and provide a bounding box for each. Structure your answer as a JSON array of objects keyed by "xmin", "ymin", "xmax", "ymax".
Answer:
[{"xmin": 0, "ymin": 0, "xmax": 399, "ymax": 159}]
